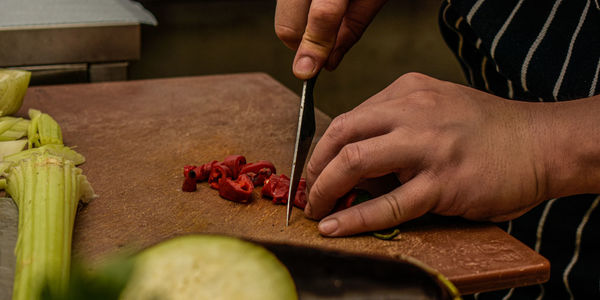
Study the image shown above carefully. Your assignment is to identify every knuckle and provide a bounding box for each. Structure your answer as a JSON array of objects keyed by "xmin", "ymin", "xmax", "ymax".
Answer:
[
  {"xmin": 303, "ymin": 32, "xmax": 335, "ymax": 50},
  {"xmin": 339, "ymin": 143, "xmax": 364, "ymax": 173},
  {"xmin": 392, "ymin": 72, "xmax": 433, "ymax": 91},
  {"xmin": 341, "ymin": 16, "xmax": 367, "ymax": 42},
  {"xmin": 274, "ymin": 23, "xmax": 303, "ymax": 46},
  {"xmin": 311, "ymin": 1, "xmax": 342, "ymax": 25},
  {"xmin": 404, "ymin": 89, "xmax": 441, "ymax": 110},
  {"xmin": 306, "ymin": 160, "xmax": 320, "ymax": 181},
  {"xmin": 354, "ymin": 207, "xmax": 371, "ymax": 230},
  {"xmin": 381, "ymin": 193, "xmax": 403, "ymax": 223},
  {"xmin": 398, "ymin": 72, "xmax": 432, "ymax": 84},
  {"xmin": 310, "ymin": 182, "xmax": 328, "ymax": 205},
  {"xmin": 325, "ymin": 112, "xmax": 350, "ymax": 142}
]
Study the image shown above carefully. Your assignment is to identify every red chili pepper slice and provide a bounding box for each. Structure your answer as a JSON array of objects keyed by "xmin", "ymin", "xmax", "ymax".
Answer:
[
  {"xmin": 222, "ymin": 155, "xmax": 247, "ymax": 179},
  {"xmin": 239, "ymin": 160, "xmax": 276, "ymax": 186},
  {"xmin": 208, "ymin": 163, "xmax": 232, "ymax": 189},
  {"xmin": 261, "ymin": 174, "xmax": 307, "ymax": 208},
  {"xmin": 293, "ymin": 178, "xmax": 307, "ymax": 209},
  {"xmin": 183, "ymin": 165, "xmax": 196, "ymax": 177},
  {"xmin": 193, "ymin": 160, "xmax": 217, "ymax": 182},
  {"xmin": 218, "ymin": 174, "xmax": 254, "ymax": 203},
  {"xmin": 261, "ymin": 174, "xmax": 289, "ymax": 204},
  {"xmin": 182, "ymin": 170, "xmax": 197, "ymax": 192}
]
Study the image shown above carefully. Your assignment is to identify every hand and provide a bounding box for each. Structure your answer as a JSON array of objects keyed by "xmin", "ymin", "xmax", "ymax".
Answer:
[
  {"xmin": 305, "ymin": 73, "xmax": 551, "ymax": 236},
  {"xmin": 275, "ymin": 0, "xmax": 387, "ymax": 79}
]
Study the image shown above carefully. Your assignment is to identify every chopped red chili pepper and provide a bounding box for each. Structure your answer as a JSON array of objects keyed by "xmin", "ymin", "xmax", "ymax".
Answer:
[
  {"xmin": 208, "ymin": 163, "xmax": 232, "ymax": 189},
  {"xmin": 218, "ymin": 174, "xmax": 254, "ymax": 203},
  {"xmin": 239, "ymin": 160, "xmax": 276, "ymax": 185},
  {"xmin": 183, "ymin": 165, "xmax": 196, "ymax": 177},
  {"xmin": 262, "ymin": 174, "xmax": 290, "ymax": 204},
  {"xmin": 293, "ymin": 178, "xmax": 307, "ymax": 209},
  {"xmin": 262, "ymin": 174, "xmax": 307, "ymax": 208},
  {"xmin": 193, "ymin": 160, "xmax": 217, "ymax": 182},
  {"xmin": 182, "ymin": 170, "xmax": 197, "ymax": 192},
  {"xmin": 223, "ymin": 155, "xmax": 247, "ymax": 179},
  {"xmin": 182, "ymin": 156, "xmax": 308, "ymax": 209}
]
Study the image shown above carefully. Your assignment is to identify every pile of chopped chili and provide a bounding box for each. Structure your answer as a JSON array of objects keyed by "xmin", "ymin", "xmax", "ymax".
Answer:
[
  {"xmin": 182, "ymin": 154, "xmax": 306, "ymax": 208},
  {"xmin": 181, "ymin": 155, "xmax": 366, "ymax": 210}
]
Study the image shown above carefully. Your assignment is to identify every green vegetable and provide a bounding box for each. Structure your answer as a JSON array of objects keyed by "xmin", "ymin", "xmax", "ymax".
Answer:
[
  {"xmin": 0, "ymin": 161, "xmax": 12, "ymax": 174},
  {"xmin": 373, "ymin": 228, "xmax": 401, "ymax": 240},
  {"xmin": 28, "ymin": 109, "xmax": 63, "ymax": 148},
  {"xmin": 120, "ymin": 235, "xmax": 297, "ymax": 300},
  {"xmin": 0, "ymin": 117, "xmax": 21, "ymax": 135},
  {"xmin": 5, "ymin": 144, "xmax": 85, "ymax": 166},
  {"xmin": 0, "ymin": 117, "xmax": 30, "ymax": 141},
  {"xmin": 5, "ymin": 153, "xmax": 96, "ymax": 300},
  {"xmin": 0, "ymin": 140, "xmax": 27, "ymax": 160},
  {"xmin": 0, "ymin": 69, "xmax": 31, "ymax": 117},
  {"xmin": 40, "ymin": 258, "xmax": 134, "ymax": 300}
]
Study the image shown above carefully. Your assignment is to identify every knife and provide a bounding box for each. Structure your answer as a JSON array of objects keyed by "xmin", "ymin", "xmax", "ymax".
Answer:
[{"xmin": 286, "ymin": 73, "xmax": 319, "ymax": 226}]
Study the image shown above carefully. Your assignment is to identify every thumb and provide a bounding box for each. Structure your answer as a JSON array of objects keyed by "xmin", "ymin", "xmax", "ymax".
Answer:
[
  {"xmin": 317, "ymin": 174, "xmax": 438, "ymax": 237},
  {"xmin": 293, "ymin": 0, "xmax": 350, "ymax": 79}
]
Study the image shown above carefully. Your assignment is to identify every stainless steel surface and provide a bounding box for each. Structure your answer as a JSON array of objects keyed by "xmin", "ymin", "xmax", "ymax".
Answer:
[
  {"xmin": 0, "ymin": 23, "xmax": 140, "ymax": 67},
  {"xmin": 287, "ymin": 74, "xmax": 318, "ymax": 226},
  {"xmin": 8, "ymin": 62, "xmax": 129, "ymax": 85},
  {"xmin": 0, "ymin": 198, "xmax": 18, "ymax": 300},
  {"xmin": 89, "ymin": 62, "xmax": 129, "ymax": 82},
  {"xmin": 9, "ymin": 64, "xmax": 88, "ymax": 85}
]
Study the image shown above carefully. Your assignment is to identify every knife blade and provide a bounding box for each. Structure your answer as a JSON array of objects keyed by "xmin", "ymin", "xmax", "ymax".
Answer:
[{"xmin": 286, "ymin": 73, "xmax": 318, "ymax": 226}]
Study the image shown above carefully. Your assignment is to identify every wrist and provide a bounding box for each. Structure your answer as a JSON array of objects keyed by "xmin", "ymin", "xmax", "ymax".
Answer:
[{"xmin": 526, "ymin": 97, "xmax": 600, "ymax": 199}]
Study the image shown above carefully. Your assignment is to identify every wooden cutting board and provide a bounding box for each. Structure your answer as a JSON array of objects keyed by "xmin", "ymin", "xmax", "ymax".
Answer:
[{"xmin": 15, "ymin": 73, "xmax": 549, "ymax": 294}]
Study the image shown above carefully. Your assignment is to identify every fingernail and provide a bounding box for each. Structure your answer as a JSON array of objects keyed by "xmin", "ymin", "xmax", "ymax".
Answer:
[
  {"xmin": 319, "ymin": 218, "xmax": 338, "ymax": 235},
  {"xmin": 295, "ymin": 56, "xmax": 315, "ymax": 77}
]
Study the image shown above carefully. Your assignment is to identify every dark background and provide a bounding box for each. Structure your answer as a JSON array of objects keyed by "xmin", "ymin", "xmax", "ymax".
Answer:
[{"xmin": 131, "ymin": 0, "xmax": 466, "ymax": 117}]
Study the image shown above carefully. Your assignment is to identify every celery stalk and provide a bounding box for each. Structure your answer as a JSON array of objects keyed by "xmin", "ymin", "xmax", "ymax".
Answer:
[
  {"xmin": 0, "ymin": 69, "xmax": 31, "ymax": 117},
  {"xmin": 0, "ymin": 140, "xmax": 27, "ymax": 159},
  {"xmin": 0, "ymin": 130, "xmax": 26, "ymax": 141},
  {"xmin": 0, "ymin": 161, "xmax": 13, "ymax": 174},
  {"xmin": 6, "ymin": 153, "xmax": 95, "ymax": 300},
  {"xmin": 0, "ymin": 118, "xmax": 30, "ymax": 141},
  {"xmin": 27, "ymin": 109, "xmax": 63, "ymax": 148},
  {"xmin": 0, "ymin": 117, "xmax": 20, "ymax": 135},
  {"xmin": 38, "ymin": 114, "xmax": 63, "ymax": 146},
  {"xmin": 27, "ymin": 110, "xmax": 39, "ymax": 148},
  {"xmin": 4, "ymin": 144, "xmax": 85, "ymax": 166}
]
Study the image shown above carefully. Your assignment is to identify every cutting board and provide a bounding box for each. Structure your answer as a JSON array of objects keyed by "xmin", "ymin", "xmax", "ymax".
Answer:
[{"xmin": 13, "ymin": 73, "xmax": 548, "ymax": 294}]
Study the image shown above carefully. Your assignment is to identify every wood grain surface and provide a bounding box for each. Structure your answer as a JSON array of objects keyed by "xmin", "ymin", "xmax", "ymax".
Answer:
[{"xmin": 15, "ymin": 73, "xmax": 549, "ymax": 294}]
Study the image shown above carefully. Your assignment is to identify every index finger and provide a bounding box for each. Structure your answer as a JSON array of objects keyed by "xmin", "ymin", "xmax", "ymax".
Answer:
[
  {"xmin": 306, "ymin": 132, "xmax": 424, "ymax": 220},
  {"xmin": 293, "ymin": 0, "xmax": 350, "ymax": 79}
]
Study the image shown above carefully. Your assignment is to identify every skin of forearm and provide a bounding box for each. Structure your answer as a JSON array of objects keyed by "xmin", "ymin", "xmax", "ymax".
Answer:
[{"xmin": 527, "ymin": 94, "xmax": 600, "ymax": 199}]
